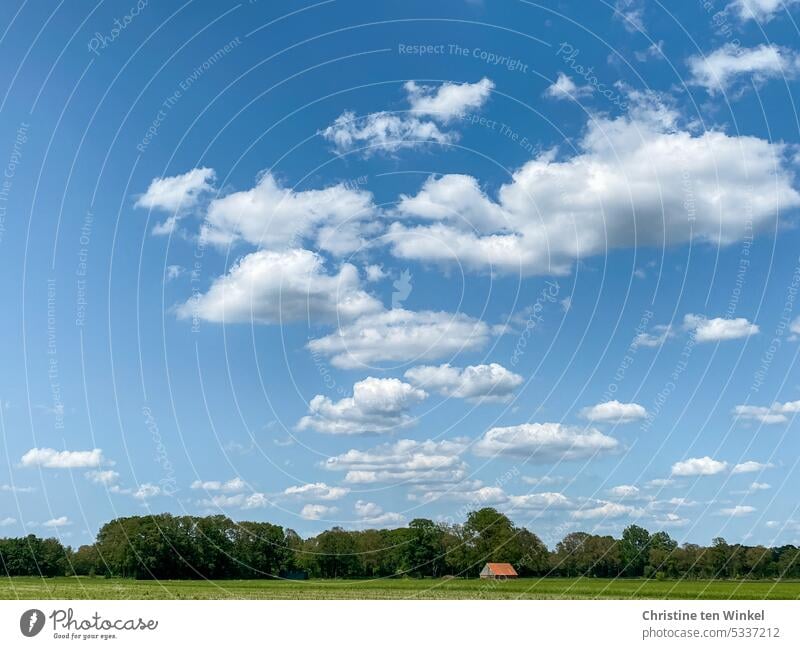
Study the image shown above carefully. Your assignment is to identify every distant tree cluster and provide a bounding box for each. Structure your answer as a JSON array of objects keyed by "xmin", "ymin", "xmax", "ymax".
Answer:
[{"xmin": 2, "ymin": 509, "xmax": 799, "ymax": 580}]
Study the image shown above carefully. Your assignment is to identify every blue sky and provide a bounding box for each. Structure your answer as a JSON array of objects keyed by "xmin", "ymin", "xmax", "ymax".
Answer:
[{"xmin": 1, "ymin": 0, "xmax": 800, "ymax": 548}]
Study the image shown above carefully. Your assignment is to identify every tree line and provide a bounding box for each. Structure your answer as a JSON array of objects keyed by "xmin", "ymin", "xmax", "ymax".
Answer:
[{"xmin": 1, "ymin": 508, "xmax": 798, "ymax": 580}]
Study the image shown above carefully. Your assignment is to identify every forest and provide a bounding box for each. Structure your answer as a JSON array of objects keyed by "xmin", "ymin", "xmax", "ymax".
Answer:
[{"xmin": 1, "ymin": 508, "xmax": 798, "ymax": 581}]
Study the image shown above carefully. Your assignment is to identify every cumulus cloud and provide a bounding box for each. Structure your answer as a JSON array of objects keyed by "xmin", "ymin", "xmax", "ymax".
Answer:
[
  {"xmin": 384, "ymin": 104, "xmax": 800, "ymax": 275},
  {"xmin": 473, "ymin": 423, "xmax": 620, "ymax": 462},
  {"xmin": 573, "ymin": 502, "xmax": 641, "ymax": 520},
  {"xmin": 321, "ymin": 110, "xmax": 454, "ymax": 155},
  {"xmin": 508, "ymin": 492, "xmax": 574, "ymax": 510},
  {"xmin": 298, "ymin": 377, "xmax": 427, "ymax": 435},
  {"xmin": 200, "ymin": 172, "xmax": 377, "ymax": 254},
  {"xmin": 321, "ymin": 79, "xmax": 492, "ymax": 155},
  {"xmin": 301, "ymin": 504, "xmax": 337, "ymax": 520},
  {"xmin": 405, "ymin": 77, "xmax": 494, "ymax": 121},
  {"xmin": 404, "ymin": 362, "xmax": 523, "ymax": 403},
  {"xmin": 324, "ymin": 438, "xmax": 469, "ymax": 484},
  {"xmin": 136, "ymin": 167, "xmax": 216, "ymax": 234},
  {"xmin": 727, "ymin": 0, "xmax": 799, "ymax": 22},
  {"xmin": 0, "ymin": 517, "xmax": 15, "ymax": 526},
  {"xmin": 632, "ymin": 324, "xmax": 675, "ymax": 349},
  {"xmin": 580, "ymin": 400, "xmax": 648, "ymax": 423},
  {"xmin": 176, "ymin": 248, "xmax": 382, "ymax": 325},
  {"xmin": 43, "ymin": 516, "xmax": 71, "ymax": 528},
  {"xmin": 719, "ymin": 505, "xmax": 756, "ymax": 516},
  {"xmin": 733, "ymin": 400, "xmax": 800, "ymax": 424},
  {"xmin": 136, "ymin": 167, "xmax": 215, "ymax": 212},
  {"xmin": 132, "ymin": 483, "xmax": 161, "ymax": 500},
  {"xmin": 684, "ymin": 314, "xmax": 759, "ymax": 342},
  {"xmin": 655, "ymin": 513, "xmax": 689, "ymax": 527},
  {"xmin": 21, "ymin": 448, "xmax": 106, "ymax": 469},
  {"xmin": 613, "ymin": 0, "xmax": 646, "ymax": 32},
  {"xmin": 198, "ymin": 492, "xmax": 270, "ymax": 510},
  {"xmin": 671, "ymin": 456, "xmax": 728, "ymax": 476},
  {"xmin": 609, "ymin": 485, "xmax": 641, "ymax": 498},
  {"xmin": 732, "ymin": 460, "xmax": 774, "ymax": 474},
  {"xmin": 307, "ymin": 308, "xmax": 492, "ymax": 369},
  {"xmin": 85, "ymin": 470, "xmax": 120, "ymax": 485},
  {"xmin": 544, "ymin": 73, "xmax": 592, "ymax": 100},
  {"xmin": 191, "ymin": 477, "xmax": 247, "ymax": 492},
  {"xmin": 283, "ymin": 482, "xmax": 349, "ymax": 500},
  {"xmin": 688, "ymin": 44, "xmax": 800, "ymax": 94},
  {"xmin": 353, "ymin": 500, "xmax": 404, "ymax": 526}
]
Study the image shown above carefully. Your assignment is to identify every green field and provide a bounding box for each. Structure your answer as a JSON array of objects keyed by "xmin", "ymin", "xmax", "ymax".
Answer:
[{"xmin": 2, "ymin": 576, "xmax": 799, "ymax": 599}]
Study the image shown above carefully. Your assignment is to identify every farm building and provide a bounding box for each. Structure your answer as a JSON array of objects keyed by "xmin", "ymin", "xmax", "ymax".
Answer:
[{"xmin": 479, "ymin": 563, "xmax": 518, "ymax": 579}]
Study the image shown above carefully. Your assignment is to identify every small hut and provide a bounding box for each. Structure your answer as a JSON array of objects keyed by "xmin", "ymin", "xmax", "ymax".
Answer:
[{"xmin": 479, "ymin": 563, "xmax": 518, "ymax": 579}]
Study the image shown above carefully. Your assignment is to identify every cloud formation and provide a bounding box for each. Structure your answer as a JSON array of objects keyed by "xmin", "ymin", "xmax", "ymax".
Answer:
[
  {"xmin": 473, "ymin": 423, "xmax": 620, "ymax": 461},
  {"xmin": 404, "ymin": 362, "xmax": 523, "ymax": 403},
  {"xmin": 688, "ymin": 44, "xmax": 800, "ymax": 94},
  {"xmin": 21, "ymin": 448, "xmax": 106, "ymax": 469},
  {"xmin": 297, "ymin": 378, "xmax": 427, "ymax": 435},
  {"xmin": 177, "ymin": 248, "xmax": 382, "ymax": 325},
  {"xmin": 307, "ymin": 308, "xmax": 492, "ymax": 369},
  {"xmin": 580, "ymin": 400, "xmax": 648, "ymax": 423}
]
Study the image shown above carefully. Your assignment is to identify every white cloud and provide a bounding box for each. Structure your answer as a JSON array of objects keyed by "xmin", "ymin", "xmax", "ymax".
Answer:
[
  {"xmin": 321, "ymin": 79, "xmax": 492, "ymax": 155},
  {"xmin": 405, "ymin": 78, "xmax": 494, "ymax": 122},
  {"xmin": 198, "ymin": 492, "xmax": 270, "ymax": 510},
  {"xmin": 544, "ymin": 73, "xmax": 592, "ymax": 100},
  {"xmin": 166, "ymin": 265, "xmax": 184, "ymax": 281},
  {"xmin": 748, "ymin": 482, "xmax": 771, "ymax": 491},
  {"xmin": 671, "ymin": 456, "xmax": 728, "ymax": 476},
  {"xmin": 633, "ymin": 325, "xmax": 675, "ymax": 349},
  {"xmin": 307, "ymin": 308, "xmax": 492, "ymax": 369},
  {"xmin": 325, "ymin": 438, "xmax": 469, "ymax": 484},
  {"xmin": 300, "ymin": 504, "xmax": 337, "ymax": 520},
  {"xmin": 684, "ymin": 314, "xmax": 759, "ymax": 342},
  {"xmin": 364, "ymin": 264, "xmax": 387, "ymax": 282},
  {"xmin": 404, "ymin": 362, "xmax": 523, "ymax": 403},
  {"xmin": 85, "ymin": 470, "xmax": 119, "ymax": 485},
  {"xmin": 727, "ymin": 0, "xmax": 799, "ymax": 22},
  {"xmin": 508, "ymin": 492, "xmax": 574, "ymax": 510},
  {"xmin": 580, "ymin": 400, "xmax": 648, "ymax": 423},
  {"xmin": 136, "ymin": 168, "xmax": 215, "ymax": 234},
  {"xmin": 132, "ymin": 483, "xmax": 161, "ymax": 500},
  {"xmin": 177, "ymin": 248, "xmax": 382, "ymax": 325},
  {"xmin": 655, "ymin": 513, "xmax": 689, "ymax": 527},
  {"xmin": 732, "ymin": 460, "xmax": 774, "ymax": 474},
  {"xmin": 719, "ymin": 505, "xmax": 756, "ymax": 516},
  {"xmin": 353, "ymin": 500, "xmax": 404, "ymax": 526},
  {"xmin": 733, "ymin": 400, "xmax": 800, "ymax": 424},
  {"xmin": 43, "ymin": 516, "xmax": 71, "ymax": 528},
  {"xmin": 614, "ymin": 0, "xmax": 646, "ymax": 32},
  {"xmin": 688, "ymin": 44, "xmax": 800, "ymax": 94},
  {"xmin": 645, "ymin": 478, "xmax": 675, "ymax": 488},
  {"xmin": 298, "ymin": 377, "xmax": 427, "ymax": 435},
  {"xmin": 200, "ymin": 172, "xmax": 377, "ymax": 254},
  {"xmin": 0, "ymin": 484, "xmax": 35, "ymax": 493},
  {"xmin": 790, "ymin": 315, "xmax": 800, "ymax": 335},
  {"xmin": 191, "ymin": 477, "xmax": 247, "ymax": 492},
  {"xmin": 21, "ymin": 448, "xmax": 106, "ymax": 469},
  {"xmin": 609, "ymin": 485, "xmax": 640, "ymax": 498},
  {"xmin": 384, "ymin": 105, "xmax": 800, "ymax": 275},
  {"xmin": 573, "ymin": 502, "xmax": 640, "ymax": 520},
  {"xmin": 283, "ymin": 482, "xmax": 350, "ymax": 500},
  {"xmin": 473, "ymin": 422, "xmax": 620, "ymax": 461},
  {"xmin": 321, "ymin": 110, "xmax": 455, "ymax": 155},
  {"xmin": 0, "ymin": 517, "xmax": 15, "ymax": 526}
]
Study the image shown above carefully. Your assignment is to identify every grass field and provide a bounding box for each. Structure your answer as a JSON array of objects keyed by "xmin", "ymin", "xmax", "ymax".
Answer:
[{"xmin": 1, "ymin": 576, "xmax": 799, "ymax": 599}]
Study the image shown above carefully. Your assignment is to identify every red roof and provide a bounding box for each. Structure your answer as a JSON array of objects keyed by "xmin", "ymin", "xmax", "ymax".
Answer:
[{"xmin": 485, "ymin": 563, "xmax": 518, "ymax": 576}]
